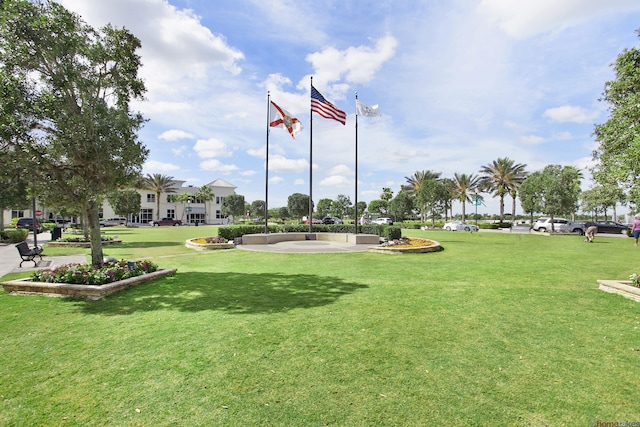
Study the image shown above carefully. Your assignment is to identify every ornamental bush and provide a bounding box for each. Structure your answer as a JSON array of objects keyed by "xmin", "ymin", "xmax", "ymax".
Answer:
[
  {"xmin": 0, "ymin": 228, "xmax": 28, "ymax": 243},
  {"xmin": 384, "ymin": 226, "xmax": 402, "ymax": 241}
]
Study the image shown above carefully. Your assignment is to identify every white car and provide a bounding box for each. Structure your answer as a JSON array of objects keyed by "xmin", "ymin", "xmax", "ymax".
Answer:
[
  {"xmin": 372, "ymin": 217, "xmax": 393, "ymax": 225},
  {"xmin": 532, "ymin": 217, "xmax": 584, "ymax": 234},
  {"xmin": 443, "ymin": 221, "xmax": 478, "ymax": 232},
  {"xmin": 100, "ymin": 217, "xmax": 127, "ymax": 227}
]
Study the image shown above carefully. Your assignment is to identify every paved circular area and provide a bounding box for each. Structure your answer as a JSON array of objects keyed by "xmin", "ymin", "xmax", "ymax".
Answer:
[{"xmin": 236, "ymin": 240, "xmax": 378, "ymax": 254}]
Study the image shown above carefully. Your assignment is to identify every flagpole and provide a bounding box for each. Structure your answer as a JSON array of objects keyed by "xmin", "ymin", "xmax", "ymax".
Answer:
[
  {"xmin": 355, "ymin": 92, "xmax": 359, "ymax": 234},
  {"xmin": 309, "ymin": 76, "xmax": 313, "ymax": 233},
  {"xmin": 265, "ymin": 91, "xmax": 270, "ymax": 234}
]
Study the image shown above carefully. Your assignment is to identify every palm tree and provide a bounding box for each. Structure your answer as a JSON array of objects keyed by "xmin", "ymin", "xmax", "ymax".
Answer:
[
  {"xmin": 452, "ymin": 173, "xmax": 480, "ymax": 222},
  {"xmin": 177, "ymin": 192, "xmax": 192, "ymax": 221},
  {"xmin": 403, "ymin": 170, "xmax": 442, "ymax": 197},
  {"xmin": 195, "ymin": 185, "xmax": 214, "ymax": 224},
  {"xmin": 143, "ymin": 173, "xmax": 176, "ymax": 220},
  {"xmin": 478, "ymin": 158, "xmax": 527, "ymax": 223}
]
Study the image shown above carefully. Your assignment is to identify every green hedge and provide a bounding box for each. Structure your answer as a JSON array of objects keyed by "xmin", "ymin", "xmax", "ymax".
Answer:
[
  {"xmin": 0, "ymin": 228, "xmax": 28, "ymax": 243},
  {"xmin": 384, "ymin": 226, "xmax": 402, "ymax": 240},
  {"xmin": 219, "ymin": 224, "xmax": 391, "ymax": 239}
]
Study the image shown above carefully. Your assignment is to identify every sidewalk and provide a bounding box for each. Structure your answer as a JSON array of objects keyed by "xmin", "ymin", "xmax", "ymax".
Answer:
[{"xmin": 0, "ymin": 231, "xmax": 86, "ymax": 279}]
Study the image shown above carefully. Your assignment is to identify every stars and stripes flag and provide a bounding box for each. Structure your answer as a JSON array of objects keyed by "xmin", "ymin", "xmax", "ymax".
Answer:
[
  {"xmin": 311, "ymin": 85, "xmax": 346, "ymax": 125},
  {"xmin": 269, "ymin": 100, "xmax": 303, "ymax": 139}
]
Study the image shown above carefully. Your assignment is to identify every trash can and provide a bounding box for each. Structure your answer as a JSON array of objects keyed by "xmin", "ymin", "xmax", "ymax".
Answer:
[{"xmin": 51, "ymin": 227, "xmax": 62, "ymax": 241}]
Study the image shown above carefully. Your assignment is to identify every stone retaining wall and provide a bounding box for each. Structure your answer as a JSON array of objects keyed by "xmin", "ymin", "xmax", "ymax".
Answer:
[{"xmin": 241, "ymin": 233, "xmax": 380, "ymax": 245}]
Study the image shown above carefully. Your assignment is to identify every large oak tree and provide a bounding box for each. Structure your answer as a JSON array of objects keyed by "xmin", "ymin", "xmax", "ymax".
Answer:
[{"xmin": 0, "ymin": 0, "xmax": 148, "ymax": 266}]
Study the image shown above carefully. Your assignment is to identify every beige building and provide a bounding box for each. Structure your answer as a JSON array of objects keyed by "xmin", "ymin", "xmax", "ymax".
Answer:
[
  {"xmin": 102, "ymin": 178, "xmax": 238, "ymax": 225},
  {"xmin": 2, "ymin": 178, "xmax": 238, "ymax": 226}
]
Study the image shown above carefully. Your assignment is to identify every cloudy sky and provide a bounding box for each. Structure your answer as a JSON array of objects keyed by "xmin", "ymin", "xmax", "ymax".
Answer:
[{"xmin": 59, "ymin": 0, "xmax": 640, "ymax": 216}]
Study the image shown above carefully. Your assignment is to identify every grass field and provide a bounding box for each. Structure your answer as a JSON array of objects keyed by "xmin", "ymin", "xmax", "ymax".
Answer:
[{"xmin": 1, "ymin": 226, "xmax": 639, "ymax": 426}]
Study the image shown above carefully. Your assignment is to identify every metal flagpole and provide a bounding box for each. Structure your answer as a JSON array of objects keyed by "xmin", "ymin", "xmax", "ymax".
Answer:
[
  {"xmin": 265, "ymin": 91, "xmax": 270, "ymax": 234},
  {"xmin": 355, "ymin": 93, "xmax": 359, "ymax": 234},
  {"xmin": 309, "ymin": 76, "xmax": 313, "ymax": 233}
]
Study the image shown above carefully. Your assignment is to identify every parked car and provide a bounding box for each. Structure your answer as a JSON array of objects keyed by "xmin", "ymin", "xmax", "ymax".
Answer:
[
  {"xmin": 533, "ymin": 217, "xmax": 584, "ymax": 234},
  {"xmin": 99, "ymin": 217, "xmax": 127, "ymax": 227},
  {"xmin": 322, "ymin": 217, "xmax": 343, "ymax": 225},
  {"xmin": 16, "ymin": 217, "xmax": 43, "ymax": 233},
  {"xmin": 584, "ymin": 220, "xmax": 631, "ymax": 235},
  {"xmin": 443, "ymin": 221, "xmax": 479, "ymax": 232},
  {"xmin": 304, "ymin": 218, "xmax": 322, "ymax": 224},
  {"xmin": 150, "ymin": 217, "xmax": 183, "ymax": 226},
  {"xmin": 372, "ymin": 217, "xmax": 393, "ymax": 225}
]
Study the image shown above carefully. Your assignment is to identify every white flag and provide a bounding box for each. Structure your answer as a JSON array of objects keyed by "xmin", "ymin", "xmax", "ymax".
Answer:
[{"xmin": 356, "ymin": 99, "xmax": 380, "ymax": 117}]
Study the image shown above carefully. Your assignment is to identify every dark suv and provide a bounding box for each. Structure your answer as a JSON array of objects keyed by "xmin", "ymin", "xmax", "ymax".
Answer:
[{"xmin": 16, "ymin": 217, "xmax": 43, "ymax": 233}]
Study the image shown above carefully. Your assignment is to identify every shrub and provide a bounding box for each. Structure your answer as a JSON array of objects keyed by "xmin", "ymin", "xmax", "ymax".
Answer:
[
  {"xmin": 218, "ymin": 225, "xmax": 278, "ymax": 240},
  {"xmin": 384, "ymin": 226, "xmax": 402, "ymax": 240},
  {"xmin": 219, "ymin": 224, "xmax": 391, "ymax": 238},
  {"xmin": 1, "ymin": 228, "xmax": 28, "ymax": 243}
]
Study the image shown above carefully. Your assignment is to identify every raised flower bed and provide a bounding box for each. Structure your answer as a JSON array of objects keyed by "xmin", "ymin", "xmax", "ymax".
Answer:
[
  {"xmin": 0, "ymin": 259, "xmax": 176, "ymax": 300},
  {"xmin": 185, "ymin": 236, "xmax": 235, "ymax": 251},
  {"xmin": 597, "ymin": 279, "xmax": 640, "ymax": 302},
  {"xmin": 47, "ymin": 236, "xmax": 122, "ymax": 248},
  {"xmin": 369, "ymin": 237, "xmax": 441, "ymax": 254}
]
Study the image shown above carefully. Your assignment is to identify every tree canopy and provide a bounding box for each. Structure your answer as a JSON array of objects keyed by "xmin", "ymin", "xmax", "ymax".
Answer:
[
  {"xmin": 593, "ymin": 30, "xmax": 640, "ymax": 208},
  {"xmin": 0, "ymin": 0, "xmax": 147, "ymax": 265},
  {"xmin": 287, "ymin": 193, "xmax": 311, "ymax": 221}
]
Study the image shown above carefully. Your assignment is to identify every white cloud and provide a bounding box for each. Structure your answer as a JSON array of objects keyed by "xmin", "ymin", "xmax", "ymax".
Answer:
[
  {"xmin": 199, "ymin": 159, "xmax": 238, "ymax": 174},
  {"xmin": 193, "ymin": 138, "xmax": 231, "ymax": 158},
  {"xmin": 543, "ymin": 105, "xmax": 599, "ymax": 123},
  {"xmin": 269, "ymin": 176, "xmax": 284, "ymax": 184},
  {"xmin": 327, "ymin": 164, "xmax": 354, "ymax": 176},
  {"xmin": 269, "ymin": 155, "xmax": 309, "ymax": 173},
  {"xmin": 301, "ymin": 35, "xmax": 398, "ymax": 95},
  {"xmin": 478, "ymin": 0, "xmax": 640, "ymax": 40},
  {"xmin": 320, "ymin": 175, "xmax": 352, "ymax": 187},
  {"xmin": 159, "ymin": 129, "xmax": 195, "ymax": 141},
  {"xmin": 144, "ymin": 160, "xmax": 180, "ymax": 172},
  {"xmin": 171, "ymin": 145, "xmax": 188, "ymax": 156},
  {"xmin": 520, "ymin": 135, "xmax": 546, "ymax": 145}
]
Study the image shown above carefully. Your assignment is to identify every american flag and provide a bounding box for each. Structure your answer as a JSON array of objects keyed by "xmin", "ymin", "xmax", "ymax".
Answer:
[{"xmin": 311, "ymin": 85, "xmax": 346, "ymax": 125}]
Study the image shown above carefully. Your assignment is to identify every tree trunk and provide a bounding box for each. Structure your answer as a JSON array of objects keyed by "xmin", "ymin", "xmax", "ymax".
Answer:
[
  {"xmin": 87, "ymin": 201, "xmax": 104, "ymax": 267},
  {"xmin": 499, "ymin": 196, "xmax": 505, "ymax": 223},
  {"xmin": 461, "ymin": 200, "xmax": 466, "ymax": 223}
]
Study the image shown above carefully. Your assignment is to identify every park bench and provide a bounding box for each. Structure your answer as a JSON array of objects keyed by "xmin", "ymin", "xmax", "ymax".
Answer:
[{"xmin": 15, "ymin": 241, "xmax": 43, "ymax": 267}]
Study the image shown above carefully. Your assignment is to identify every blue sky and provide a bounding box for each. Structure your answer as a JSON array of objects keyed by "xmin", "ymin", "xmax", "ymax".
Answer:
[{"xmin": 59, "ymin": 0, "xmax": 640, "ymax": 216}]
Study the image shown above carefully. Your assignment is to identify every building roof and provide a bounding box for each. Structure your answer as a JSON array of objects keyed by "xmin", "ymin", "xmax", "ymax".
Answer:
[{"xmin": 205, "ymin": 179, "xmax": 237, "ymax": 189}]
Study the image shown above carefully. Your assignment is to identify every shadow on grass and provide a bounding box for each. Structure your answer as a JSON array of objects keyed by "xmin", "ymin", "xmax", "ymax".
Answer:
[
  {"xmin": 67, "ymin": 272, "xmax": 368, "ymax": 315},
  {"xmin": 113, "ymin": 241, "xmax": 184, "ymax": 249}
]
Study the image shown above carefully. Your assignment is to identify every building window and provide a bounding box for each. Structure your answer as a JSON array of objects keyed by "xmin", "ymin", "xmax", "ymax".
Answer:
[
  {"xmin": 216, "ymin": 210, "xmax": 222, "ymax": 219},
  {"xmin": 216, "ymin": 196, "xmax": 222, "ymax": 204},
  {"xmin": 11, "ymin": 210, "xmax": 25, "ymax": 219},
  {"xmin": 147, "ymin": 194, "xmax": 156, "ymax": 203},
  {"xmin": 138, "ymin": 209, "xmax": 153, "ymax": 223},
  {"xmin": 194, "ymin": 197, "xmax": 204, "ymax": 204},
  {"xmin": 166, "ymin": 209, "xmax": 175, "ymax": 219},
  {"xmin": 188, "ymin": 213, "xmax": 205, "ymax": 224}
]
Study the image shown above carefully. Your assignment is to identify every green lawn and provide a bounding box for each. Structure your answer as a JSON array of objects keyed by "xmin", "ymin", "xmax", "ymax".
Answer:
[{"xmin": 1, "ymin": 226, "xmax": 638, "ymax": 426}]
